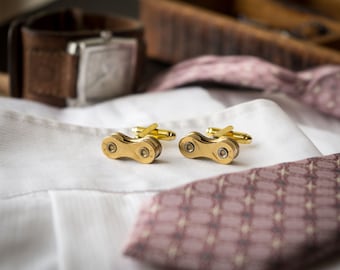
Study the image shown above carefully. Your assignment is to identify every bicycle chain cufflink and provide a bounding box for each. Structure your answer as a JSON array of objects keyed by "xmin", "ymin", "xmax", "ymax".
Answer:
[
  {"xmin": 102, "ymin": 123, "xmax": 176, "ymax": 164},
  {"xmin": 179, "ymin": 125, "xmax": 252, "ymax": 164}
]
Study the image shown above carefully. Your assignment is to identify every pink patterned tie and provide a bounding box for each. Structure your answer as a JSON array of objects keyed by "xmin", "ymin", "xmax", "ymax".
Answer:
[
  {"xmin": 148, "ymin": 56, "xmax": 340, "ymax": 119},
  {"xmin": 124, "ymin": 154, "xmax": 340, "ymax": 270}
]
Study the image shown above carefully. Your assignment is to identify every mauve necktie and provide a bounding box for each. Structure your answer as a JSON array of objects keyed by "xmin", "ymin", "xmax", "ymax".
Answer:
[
  {"xmin": 148, "ymin": 55, "xmax": 340, "ymax": 119},
  {"xmin": 124, "ymin": 154, "xmax": 340, "ymax": 270}
]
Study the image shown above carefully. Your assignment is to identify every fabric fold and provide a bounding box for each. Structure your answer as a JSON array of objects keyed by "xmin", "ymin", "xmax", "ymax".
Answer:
[
  {"xmin": 0, "ymin": 87, "xmax": 339, "ymax": 270},
  {"xmin": 124, "ymin": 153, "xmax": 340, "ymax": 270},
  {"xmin": 147, "ymin": 55, "xmax": 340, "ymax": 119},
  {"xmin": 0, "ymin": 88, "xmax": 225, "ymax": 127},
  {"xmin": 0, "ymin": 99, "xmax": 321, "ymax": 198},
  {"xmin": 49, "ymin": 190, "xmax": 156, "ymax": 270},
  {"xmin": 0, "ymin": 194, "xmax": 57, "ymax": 270}
]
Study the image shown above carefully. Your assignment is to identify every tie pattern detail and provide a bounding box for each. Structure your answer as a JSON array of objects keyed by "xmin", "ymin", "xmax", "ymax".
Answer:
[
  {"xmin": 148, "ymin": 56, "xmax": 340, "ymax": 119},
  {"xmin": 124, "ymin": 154, "xmax": 340, "ymax": 270}
]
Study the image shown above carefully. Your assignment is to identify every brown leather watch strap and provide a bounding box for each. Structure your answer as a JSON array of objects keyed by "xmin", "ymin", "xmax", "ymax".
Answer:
[{"xmin": 8, "ymin": 8, "xmax": 145, "ymax": 107}]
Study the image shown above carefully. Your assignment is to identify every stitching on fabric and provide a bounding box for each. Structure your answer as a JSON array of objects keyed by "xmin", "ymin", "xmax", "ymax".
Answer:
[
  {"xmin": 0, "ymin": 108, "xmax": 237, "ymax": 137},
  {"xmin": 1, "ymin": 188, "xmax": 159, "ymax": 200},
  {"xmin": 1, "ymin": 110, "xmax": 116, "ymax": 136},
  {"xmin": 0, "ymin": 98, "xmax": 309, "ymax": 141}
]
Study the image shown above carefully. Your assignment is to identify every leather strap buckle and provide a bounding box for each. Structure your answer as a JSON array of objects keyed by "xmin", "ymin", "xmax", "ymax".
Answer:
[
  {"xmin": 66, "ymin": 31, "xmax": 138, "ymax": 106},
  {"xmin": 7, "ymin": 8, "xmax": 145, "ymax": 107},
  {"xmin": 8, "ymin": 18, "xmax": 25, "ymax": 99}
]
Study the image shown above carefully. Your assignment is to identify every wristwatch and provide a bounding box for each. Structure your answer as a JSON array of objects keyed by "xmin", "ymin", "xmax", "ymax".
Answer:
[{"xmin": 8, "ymin": 8, "xmax": 145, "ymax": 107}]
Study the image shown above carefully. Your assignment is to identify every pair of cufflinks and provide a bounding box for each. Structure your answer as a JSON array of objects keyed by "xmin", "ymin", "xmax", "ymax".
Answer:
[{"xmin": 102, "ymin": 123, "xmax": 252, "ymax": 164}]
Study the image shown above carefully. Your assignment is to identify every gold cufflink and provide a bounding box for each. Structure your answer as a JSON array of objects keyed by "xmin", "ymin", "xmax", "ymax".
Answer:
[
  {"xmin": 179, "ymin": 125, "xmax": 251, "ymax": 164},
  {"xmin": 132, "ymin": 123, "xmax": 176, "ymax": 141},
  {"xmin": 206, "ymin": 125, "xmax": 252, "ymax": 144},
  {"xmin": 102, "ymin": 123, "xmax": 176, "ymax": 164}
]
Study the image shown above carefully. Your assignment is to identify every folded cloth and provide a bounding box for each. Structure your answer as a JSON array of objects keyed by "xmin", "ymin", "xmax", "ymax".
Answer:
[
  {"xmin": 0, "ymin": 99, "xmax": 321, "ymax": 198},
  {"xmin": 0, "ymin": 89, "xmax": 339, "ymax": 270},
  {"xmin": 124, "ymin": 153, "xmax": 340, "ymax": 270},
  {"xmin": 148, "ymin": 55, "xmax": 340, "ymax": 119},
  {"xmin": 0, "ymin": 87, "xmax": 225, "ymax": 127}
]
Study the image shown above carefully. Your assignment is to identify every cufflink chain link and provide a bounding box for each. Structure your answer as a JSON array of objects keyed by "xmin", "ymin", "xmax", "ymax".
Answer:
[
  {"xmin": 102, "ymin": 124, "xmax": 251, "ymax": 165},
  {"xmin": 179, "ymin": 125, "xmax": 252, "ymax": 164},
  {"xmin": 102, "ymin": 123, "xmax": 176, "ymax": 164}
]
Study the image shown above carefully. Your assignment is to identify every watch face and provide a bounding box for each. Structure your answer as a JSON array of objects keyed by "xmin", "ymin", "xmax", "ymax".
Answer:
[{"xmin": 76, "ymin": 38, "xmax": 137, "ymax": 105}]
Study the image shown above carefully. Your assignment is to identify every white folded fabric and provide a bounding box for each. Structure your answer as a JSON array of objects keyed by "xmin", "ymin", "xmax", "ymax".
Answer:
[
  {"xmin": 0, "ymin": 88, "xmax": 339, "ymax": 270},
  {"xmin": 0, "ymin": 87, "xmax": 225, "ymax": 128},
  {"xmin": 0, "ymin": 98, "xmax": 321, "ymax": 198},
  {"xmin": 209, "ymin": 89, "xmax": 340, "ymax": 155}
]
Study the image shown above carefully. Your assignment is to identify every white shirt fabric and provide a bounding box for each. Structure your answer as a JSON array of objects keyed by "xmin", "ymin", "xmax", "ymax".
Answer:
[{"xmin": 0, "ymin": 87, "xmax": 339, "ymax": 270}]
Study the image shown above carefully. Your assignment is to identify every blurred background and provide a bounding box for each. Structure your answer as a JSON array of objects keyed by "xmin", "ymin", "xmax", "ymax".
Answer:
[{"xmin": 0, "ymin": 0, "xmax": 140, "ymax": 72}]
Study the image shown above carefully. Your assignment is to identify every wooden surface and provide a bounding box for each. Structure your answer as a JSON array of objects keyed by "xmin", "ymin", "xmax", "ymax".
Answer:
[
  {"xmin": 0, "ymin": 0, "xmax": 55, "ymax": 23},
  {"xmin": 0, "ymin": 72, "xmax": 9, "ymax": 96},
  {"xmin": 140, "ymin": 0, "xmax": 340, "ymax": 70}
]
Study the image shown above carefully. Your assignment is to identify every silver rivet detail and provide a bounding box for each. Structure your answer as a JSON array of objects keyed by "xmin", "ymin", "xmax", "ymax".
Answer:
[
  {"xmin": 140, "ymin": 147, "xmax": 150, "ymax": 158},
  {"xmin": 184, "ymin": 142, "xmax": 195, "ymax": 153},
  {"xmin": 107, "ymin": 143, "xmax": 117, "ymax": 153},
  {"xmin": 218, "ymin": 147, "xmax": 228, "ymax": 159}
]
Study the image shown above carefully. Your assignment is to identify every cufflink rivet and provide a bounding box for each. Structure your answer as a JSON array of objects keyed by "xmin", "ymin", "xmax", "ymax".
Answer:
[
  {"xmin": 140, "ymin": 147, "xmax": 150, "ymax": 158},
  {"xmin": 107, "ymin": 143, "xmax": 117, "ymax": 153},
  {"xmin": 218, "ymin": 147, "xmax": 228, "ymax": 159},
  {"xmin": 184, "ymin": 142, "xmax": 195, "ymax": 153}
]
